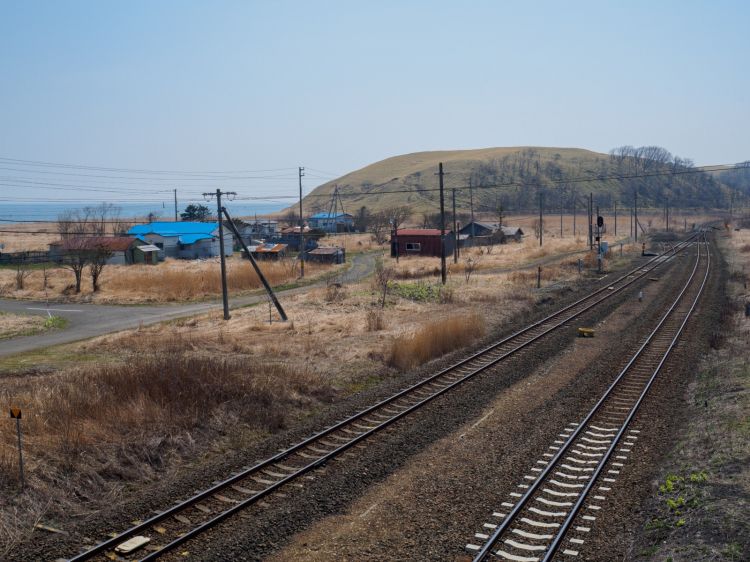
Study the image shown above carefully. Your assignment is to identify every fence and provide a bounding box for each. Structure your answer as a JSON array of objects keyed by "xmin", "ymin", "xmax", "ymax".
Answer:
[{"xmin": 0, "ymin": 251, "xmax": 51, "ymax": 265}]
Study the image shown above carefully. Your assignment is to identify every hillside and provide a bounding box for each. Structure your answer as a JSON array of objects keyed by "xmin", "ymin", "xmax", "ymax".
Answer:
[{"xmin": 296, "ymin": 146, "xmax": 733, "ymax": 218}]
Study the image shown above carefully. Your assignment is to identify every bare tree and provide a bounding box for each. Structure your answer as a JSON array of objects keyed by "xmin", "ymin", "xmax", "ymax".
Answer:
[
  {"xmin": 89, "ymin": 242, "xmax": 113, "ymax": 292},
  {"xmin": 282, "ymin": 209, "xmax": 299, "ymax": 228},
  {"xmin": 14, "ymin": 262, "xmax": 32, "ymax": 290},
  {"xmin": 464, "ymin": 256, "xmax": 480, "ymax": 284},
  {"xmin": 373, "ymin": 259, "xmax": 394, "ymax": 308},
  {"xmin": 58, "ymin": 238, "xmax": 89, "ymax": 293}
]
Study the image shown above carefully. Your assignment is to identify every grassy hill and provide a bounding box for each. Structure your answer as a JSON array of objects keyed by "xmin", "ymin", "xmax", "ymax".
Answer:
[{"xmin": 295, "ymin": 146, "xmax": 732, "ymax": 219}]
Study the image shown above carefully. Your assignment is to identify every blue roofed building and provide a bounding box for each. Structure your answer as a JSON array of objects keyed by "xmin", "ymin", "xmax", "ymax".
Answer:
[
  {"xmin": 307, "ymin": 212, "xmax": 354, "ymax": 233},
  {"xmin": 127, "ymin": 222, "xmax": 233, "ymax": 260}
]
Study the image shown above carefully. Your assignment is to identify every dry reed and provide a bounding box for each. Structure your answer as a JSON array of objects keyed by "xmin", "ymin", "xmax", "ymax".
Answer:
[{"xmin": 387, "ymin": 310, "xmax": 485, "ymax": 370}]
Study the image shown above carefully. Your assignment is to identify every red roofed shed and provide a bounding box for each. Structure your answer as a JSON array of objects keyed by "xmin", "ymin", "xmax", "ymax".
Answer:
[{"xmin": 390, "ymin": 228, "xmax": 454, "ymax": 258}]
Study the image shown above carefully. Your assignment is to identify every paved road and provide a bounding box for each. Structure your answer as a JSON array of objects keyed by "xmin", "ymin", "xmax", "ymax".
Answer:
[{"xmin": 0, "ymin": 252, "xmax": 378, "ymax": 358}]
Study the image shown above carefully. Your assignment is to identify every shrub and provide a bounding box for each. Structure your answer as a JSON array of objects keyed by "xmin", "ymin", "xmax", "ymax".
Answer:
[{"xmin": 365, "ymin": 308, "xmax": 385, "ymax": 331}]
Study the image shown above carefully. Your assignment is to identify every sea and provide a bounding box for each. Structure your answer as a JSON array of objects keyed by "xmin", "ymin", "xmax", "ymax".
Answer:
[{"xmin": 0, "ymin": 201, "xmax": 287, "ymax": 222}]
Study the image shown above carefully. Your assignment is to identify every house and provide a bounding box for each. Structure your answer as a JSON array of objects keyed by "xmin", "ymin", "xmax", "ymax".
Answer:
[
  {"xmin": 500, "ymin": 226, "xmax": 525, "ymax": 242},
  {"xmin": 127, "ymin": 222, "xmax": 233, "ymax": 259},
  {"xmin": 48, "ymin": 236, "xmax": 159, "ymax": 265},
  {"xmin": 307, "ymin": 212, "xmax": 354, "ymax": 233},
  {"xmin": 245, "ymin": 242, "xmax": 288, "ymax": 261},
  {"xmin": 275, "ymin": 226, "xmax": 319, "ymax": 252},
  {"xmin": 390, "ymin": 229, "xmax": 455, "ymax": 258},
  {"xmin": 306, "ymin": 246, "xmax": 346, "ymax": 264},
  {"xmin": 230, "ymin": 219, "xmax": 278, "ymax": 244},
  {"xmin": 459, "ymin": 221, "xmax": 505, "ymax": 246},
  {"xmin": 459, "ymin": 221, "xmax": 499, "ymax": 238}
]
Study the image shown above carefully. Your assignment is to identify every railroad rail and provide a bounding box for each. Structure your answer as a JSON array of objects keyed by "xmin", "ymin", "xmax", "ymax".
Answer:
[
  {"xmin": 467, "ymin": 233, "xmax": 710, "ymax": 561},
  {"xmin": 67, "ymin": 236, "xmax": 698, "ymax": 561}
]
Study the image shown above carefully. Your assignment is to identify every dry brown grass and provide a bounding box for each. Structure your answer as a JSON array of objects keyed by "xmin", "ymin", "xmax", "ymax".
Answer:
[
  {"xmin": 0, "ymin": 313, "xmax": 47, "ymax": 339},
  {"xmin": 365, "ymin": 308, "xmax": 385, "ymax": 331},
  {"xmin": 0, "ymin": 257, "xmax": 333, "ymax": 303},
  {"xmin": 387, "ymin": 310, "xmax": 486, "ymax": 371}
]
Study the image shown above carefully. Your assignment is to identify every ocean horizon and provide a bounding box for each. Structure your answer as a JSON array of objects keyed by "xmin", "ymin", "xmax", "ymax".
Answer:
[{"xmin": 0, "ymin": 201, "xmax": 287, "ymax": 222}]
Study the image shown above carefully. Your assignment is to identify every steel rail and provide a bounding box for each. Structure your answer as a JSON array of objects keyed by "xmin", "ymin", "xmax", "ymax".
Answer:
[
  {"xmin": 542, "ymin": 234, "xmax": 710, "ymax": 561},
  {"xmin": 471, "ymin": 234, "xmax": 709, "ymax": 561},
  {"xmin": 68, "ymin": 236, "xmax": 696, "ymax": 561}
]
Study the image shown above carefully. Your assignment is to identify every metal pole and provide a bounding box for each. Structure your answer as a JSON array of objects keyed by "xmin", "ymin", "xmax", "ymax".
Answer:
[
  {"xmin": 16, "ymin": 417, "xmax": 24, "ymax": 490},
  {"xmin": 216, "ymin": 189, "xmax": 230, "ymax": 320},
  {"xmin": 438, "ymin": 163, "xmax": 447, "ymax": 285},
  {"xmin": 298, "ymin": 166, "xmax": 305, "ymax": 278},
  {"xmin": 452, "ymin": 189, "xmax": 458, "ymax": 264}
]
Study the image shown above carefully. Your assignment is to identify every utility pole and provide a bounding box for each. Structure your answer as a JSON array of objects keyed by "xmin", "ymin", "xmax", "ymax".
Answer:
[
  {"xmin": 438, "ymin": 162, "xmax": 447, "ymax": 285},
  {"xmin": 614, "ymin": 200, "xmax": 617, "ymax": 237},
  {"xmin": 469, "ymin": 177, "xmax": 475, "ymax": 238},
  {"xmin": 203, "ymin": 189, "xmax": 236, "ymax": 320},
  {"xmin": 596, "ymin": 205, "xmax": 602, "ymax": 273},
  {"xmin": 572, "ymin": 188, "xmax": 577, "ymax": 237},
  {"xmin": 559, "ymin": 185, "xmax": 564, "ymax": 238},
  {"xmin": 174, "ymin": 188, "xmax": 178, "ymax": 222},
  {"xmin": 634, "ymin": 188, "xmax": 638, "ymax": 243},
  {"xmin": 666, "ymin": 197, "xmax": 670, "ymax": 232},
  {"xmin": 298, "ymin": 166, "xmax": 305, "ymax": 278},
  {"xmin": 539, "ymin": 188, "xmax": 544, "ymax": 247},
  {"xmin": 452, "ymin": 188, "xmax": 458, "ymax": 263},
  {"xmin": 588, "ymin": 193, "xmax": 593, "ymax": 250}
]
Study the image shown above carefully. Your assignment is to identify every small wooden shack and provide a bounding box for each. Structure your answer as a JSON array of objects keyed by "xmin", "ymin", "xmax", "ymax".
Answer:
[
  {"xmin": 306, "ymin": 246, "xmax": 345, "ymax": 264},
  {"xmin": 390, "ymin": 229, "xmax": 455, "ymax": 258}
]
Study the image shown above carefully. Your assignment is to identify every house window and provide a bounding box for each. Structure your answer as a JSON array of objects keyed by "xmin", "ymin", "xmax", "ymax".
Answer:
[{"xmin": 405, "ymin": 242, "xmax": 421, "ymax": 251}]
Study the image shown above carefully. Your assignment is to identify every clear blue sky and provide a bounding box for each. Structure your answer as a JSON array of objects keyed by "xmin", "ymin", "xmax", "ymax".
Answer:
[{"xmin": 1, "ymin": 0, "xmax": 748, "ymax": 202}]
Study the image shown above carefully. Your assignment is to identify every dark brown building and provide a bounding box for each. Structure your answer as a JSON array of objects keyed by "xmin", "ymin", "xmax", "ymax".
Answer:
[{"xmin": 390, "ymin": 229, "xmax": 455, "ymax": 258}]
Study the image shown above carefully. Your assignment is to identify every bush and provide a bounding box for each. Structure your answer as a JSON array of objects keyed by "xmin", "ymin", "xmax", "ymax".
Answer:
[{"xmin": 365, "ymin": 309, "xmax": 385, "ymax": 331}]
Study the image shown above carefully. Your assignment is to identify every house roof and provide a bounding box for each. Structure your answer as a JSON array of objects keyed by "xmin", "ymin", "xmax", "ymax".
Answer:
[
  {"xmin": 500, "ymin": 226, "xmax": 524, "ymax": 235},
  {"xmin": 178, "ymin": 233, "xmax": 215, "ymax": 244},
  {"xmin": 128, "ymin": 221, "xmax": 219, "ymax": 238},
  {"xmin": 308, "ymin": 246, "xmax": 342, "ymax": 255},
  {"xmin": 395, "ymin": 229, "xmax": 451, "ymax": 236},
  {"xmin": 50, "ymin": 236, "xmax": 138, "ymax": 252},
  {"xmin": 249, "ymin": 243, "xmax": 287, "ymax": 253},
  {"xmin": 309, "ymin": 212, "xmax": 353, "ymax": 220},
  {"xmin": 135, "ymin": 244, "xmax": 160, "ymax": 252},
  {"xmin": 463, "ymin": 221, "xmax": 498, "ymax": 230}
]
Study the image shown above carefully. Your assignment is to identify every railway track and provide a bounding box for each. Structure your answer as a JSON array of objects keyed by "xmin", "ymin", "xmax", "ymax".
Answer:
[
  {"xmin": 466, "ymin": 233, "xmax": 710, "ymax": 561},
  {"xmin": 66, "ymin": 236, "xmax": 698, "ymax": 561}
]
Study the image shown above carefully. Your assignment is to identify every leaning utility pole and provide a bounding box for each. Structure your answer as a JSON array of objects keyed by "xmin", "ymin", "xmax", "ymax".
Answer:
[
  {"xmin": 203, "ymin": 189, "xmax": 236, "ymax": 320},
  {"xmin": 174, "ymin": 188, "xmax": 178, "ymax": 222},
  {"xmin": 438, "ymin": 162, "xmax": 447, "ymax": 285},
  {"xmin": 298, "ymin": 166, "xmax": 305, "ymax": 278},
  {"xmin": 452, "ymin": 188, "xmax": 458, "ymax": 263}
]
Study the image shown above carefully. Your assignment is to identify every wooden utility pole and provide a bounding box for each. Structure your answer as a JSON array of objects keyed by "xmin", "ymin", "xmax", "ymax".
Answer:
[
  {"xmin": 174, "ymin": 188, "xmax": 178, "ymax": 221},
  {"xmin": 298, "ymin": 166, "xmax": 305, "ymax": 278},
  {"xmin": 572, "ymin": 187, "xmax": 577, "ymax": 237},
  {"xmin": 614, "ymin": 200, "xmax": 617, "ymax": 237},
  {"xmin": 666, "ymin": 197, "xmax": 670, "ymax": 232},
  {"xmin": 588, "ymin": 193, "xmax": 593, "ymax": 250},
  {"xmin": 634, "ymin": 188, "xmax": 638, "ymax": 243},
  {"xmin": 452, "ymin": 188, "xmax": 458, "ymax": 263},
  {"xmin": 438, "ymin": 163, "xmax": 447, "ymax": 285},
  {"xmin": 539, "ymin": 188, "xmax": 544, "ymax": 247},
  {"xmin": 559, "ymin": 185, "xmax": 564, "ymax": 238},
  {"xmin": 469, "ymin": 177, "xmax": 475, "ymax": 238},
  {"xmin": 203, "ymin": 189, "xmax": 236, "ymax": 320}
]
